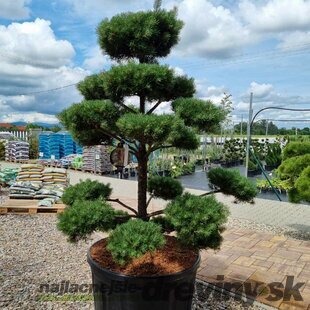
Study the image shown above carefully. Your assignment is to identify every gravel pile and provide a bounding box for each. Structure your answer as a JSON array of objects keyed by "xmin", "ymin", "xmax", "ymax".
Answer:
[
  {"xmin": 0, "ymin": 215, "xmax": 268, "ymax": 310},
  {"xmin": 226, "ymin": 217, "xmax": 310, "ymax": 241}
]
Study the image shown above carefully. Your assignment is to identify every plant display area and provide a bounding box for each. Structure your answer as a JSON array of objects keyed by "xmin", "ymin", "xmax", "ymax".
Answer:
[{"xmin": 56, "ymin": 3, "xmax": 257, "ymax": 309}]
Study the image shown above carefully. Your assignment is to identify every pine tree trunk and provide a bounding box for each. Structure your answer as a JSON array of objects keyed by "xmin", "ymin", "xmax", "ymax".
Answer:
[{"xmin": 137, "ymin": 148, "xmax": 148, "ymax": 220}]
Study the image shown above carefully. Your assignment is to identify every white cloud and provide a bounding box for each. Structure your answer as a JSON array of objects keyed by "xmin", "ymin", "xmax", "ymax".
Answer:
[
  {"xmin": 0, "ymin": 18, "xmax": 75, "ymax": 69},
  {"xmin": 0, "ymin": 112, "xmax": 58, "ymax": 124},
  {"xmin": 248, "ymin": 82, "xmax": 274, "ymax": 98},
  {"xmin": 278, "ymin": 31, "xmax": 310, "ymax": 50},
  {"xmin": 235, "ymin": 82, "xmax": 310, "ymax": 124},
  {"xmin": 175, "ymin": 0, "xmax": 254, "ymax": 58},
  {"xmin": 83, "ymin": 46, "xmax": 112, "ymax": 72},
  {"xmin": 0, "ymin": 0, "xmax": 31, "ymax": 20},
  {"xmin": 65, "ymin": 0, "xmax": 151, "ymax": 22},
  {"xmin": 170, "ymin": 66, "xmax": 185, "ymax": 77},
  {"xmin": 240, "ymin": 0, "xmax": 310, "ymax": 33},
  {"xmin": 195, "ymin": 81, "xmax": 228, "ymax": 104},
  {"xmin": 171, "ymin": 0, "xmax": 310, "ymax": 58},
  {"xmin": 0, "ymin": 19, "xmax": 88, "ymax": 121}
]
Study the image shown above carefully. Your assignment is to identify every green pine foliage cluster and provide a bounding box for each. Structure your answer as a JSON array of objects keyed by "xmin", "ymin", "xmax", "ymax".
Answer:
[
  {"xmin": 107, "ymin": 219, "xmax": 165, "ymax": 265},
  {"xmin": 294, "ymin": 166, "xmax": 310, "ymax": 202},
  {"xmin": 57, "ymin": 200, "xmax": 128, "ymax": 242},
  {"xmin": 165, "ymin": 193, "xmax": 229, "ymax": 250},
  {"xmin": 282, "ymin": 141, "xmax": 310, "ymax": 160},
  {"xmin": 147, "ymin": 176, "xmax": 183, "ymax": 200},
  {"xmin": 62, "ymin": 179, "xmax": 112, "ymax": 206},
  {"xmin": 277, "ymin": 142, "xmax": 310, "ymax": 203},
  {"xmin": 208, "ymin": 168, "xmax": 257, "ymax": 202},
  {"xmin": 97, "ymin": 10, "xmax": 183, "ymax": 63}
]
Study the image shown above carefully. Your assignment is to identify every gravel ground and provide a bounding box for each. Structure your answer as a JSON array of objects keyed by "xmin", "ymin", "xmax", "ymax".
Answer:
[
  {"xmin": 0, "ymin": 215, "xmax": 268, "ymax": 310},
  {"xmin": 226, "ymin": 217, "xmax": 310, "ymax": 241}
]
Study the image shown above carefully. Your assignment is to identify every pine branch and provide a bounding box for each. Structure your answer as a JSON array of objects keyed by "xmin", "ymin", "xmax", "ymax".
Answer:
[
  {"xmin": 199, "ymin": 190, "xmax": 221, "ymax": 197},
  {"xmin": 146, "ymin": 194, "xmax": 154, "ymax": 208},
  {"xmin": 147, "ymin": 100, "xmax": 162, "ymax": 114},
  {"xmin": 147, "ymin": 209, "xmax": 165, "ymax": 218},
  {"xmin": 107, "ymin": 198, "xmax": 138, "ymax": 215},
  {"xmin": 116, "ymin": 102, "xmax": 137, "ymax": 114},
  {"xmin": 147, "ymin": 144, "xmax": 173, "ymax": 155}
]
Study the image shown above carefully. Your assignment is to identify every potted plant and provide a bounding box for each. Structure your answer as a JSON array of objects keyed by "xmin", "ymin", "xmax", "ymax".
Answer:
[
  {"xmin": 248, "ymin": 160, "xmax": 260, "ymax": 177},
  {"xmin": 256, "ymin": 179, "xmax": 269, "ymax": 193},
  {"xmin": 56, "ymin": 3, "xmax": 242, "ymax": 309},
  {"xmin": 264, "ymin": 143, "xmax": 282, "ymax": 171}
]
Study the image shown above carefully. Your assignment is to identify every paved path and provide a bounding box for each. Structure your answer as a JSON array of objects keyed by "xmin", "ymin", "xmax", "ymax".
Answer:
[
  {"xmin": 215, "ymin": 193, "xmax": 310, "ymax": 233},
  {"xmin": 1, "ymin": 162, "xmax": 309, "ymax": 233},
  {"xmin": 198, "ymin": 227, "xmax": 310, "ymax": 309}
]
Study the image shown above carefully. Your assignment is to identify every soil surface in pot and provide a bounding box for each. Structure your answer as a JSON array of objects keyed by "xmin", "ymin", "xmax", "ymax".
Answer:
[{"xmin": 90, "ymin": 236, "xmax": 198, "ymax": 277}]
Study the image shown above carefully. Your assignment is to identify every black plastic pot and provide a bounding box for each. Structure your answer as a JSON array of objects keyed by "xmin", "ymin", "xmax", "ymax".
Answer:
[
  {"xmin": 264, "ymin": 164, "xmax": 278, "ymax": 171},
  {"xmin": 87, "ymin": 240, "xmax": 200, "ymax": 310},
  {"xmin": 164, "ymin": 170, "xmax": 171, "ymax": 177},
  {"xmin": 130, "ymin": 171, "xmax": 136, "ymax": 177},
  {"xmin": 158, "ymin": 170, "xmax": 164, "ymax": 176},
  {"xmin": 248, "ymin": 169, "xmax": 262, "ymax": 177}
]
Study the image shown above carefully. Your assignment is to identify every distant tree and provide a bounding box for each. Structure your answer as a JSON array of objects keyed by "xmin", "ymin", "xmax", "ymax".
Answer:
[
  {"xmin": 26, "ymin": 123, "xmax": 44, "ymax": 131},
  {"xmin": 29, "ymin": 137, "xmax": 39, "ymax": 159},
  {"xmin": 50, "ymin": 125, "xmax": 62, "ymax": 133},
  {"xmin": 0, "ymin": 141, "xmax": 5, "ymax": 160}
]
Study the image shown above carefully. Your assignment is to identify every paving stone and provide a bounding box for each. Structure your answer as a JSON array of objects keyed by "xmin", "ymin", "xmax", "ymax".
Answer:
[
  {"xmin": 252, "ymin": 259, "xmax": 274, "ymax": 269},
  {"xmin": 268, "ymin": 263, "xmax": 304, "ymax": 277},
  {"xmin": 273, "ymin": 249, "xmax": 303, "ymax": 260},
  {"xmin": 299, "ymin": 254, "xmax": 310, "ymax": 263},
  {"xmin": 233, "ymin": 256, "xmax": 257, "ymax": 267}
]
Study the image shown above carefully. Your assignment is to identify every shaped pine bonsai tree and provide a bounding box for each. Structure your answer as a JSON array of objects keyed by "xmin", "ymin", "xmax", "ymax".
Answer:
[{"xmin": 57, "ymin": 3, "xmax": 254, "ymax": 267}]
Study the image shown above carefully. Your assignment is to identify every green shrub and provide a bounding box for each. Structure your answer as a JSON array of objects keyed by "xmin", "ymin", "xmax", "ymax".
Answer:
[
  {"xmin": 248, "ymin": 160, "xmax": 257, "ymax": 171},
  {"xmin": 147, "ymin": 176, "xmax": 183, "ymax": 200},
  {"xmin": 57, "ymin": 200, "xmax": 127, "ymax": 242},
  {"xmin": 62, "ymin": 179, "xmax": 112, "ymax": 206},
  {"xmin": 282, "ymin": 142, "xmax": 310, "ymax": 160},
  {"xmin": 294, "ymin": 166, "xmax": 310, "ymax": 202},
  {"xmin": 107, "ymin": 219, "xmax": 165, "ymax": 265},
  {"xmin": 165, "ymin": 193, "xmax": 229, "ymax": 250},
  {"xmin": 277, "ymin": 154, "xmax": 310, "ymax": 180},
  {"xmin": 208, "ymin": 168, "xmax": 257, "ymax": 202},
  {"xmin": 256, "ymin": 179, "xmax": 269, "ymax": 190}
]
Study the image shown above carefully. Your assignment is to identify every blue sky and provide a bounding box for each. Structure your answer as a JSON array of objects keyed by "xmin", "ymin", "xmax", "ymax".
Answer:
[{"xmin": 0, "ymin": 0, "xmax": 310, "ymax": 128}]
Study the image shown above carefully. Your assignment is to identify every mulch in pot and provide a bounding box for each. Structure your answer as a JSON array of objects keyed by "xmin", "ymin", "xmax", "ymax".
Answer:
[{"xmin": 90, "ymin": 236, "xmax": 198, "ymax": 277}]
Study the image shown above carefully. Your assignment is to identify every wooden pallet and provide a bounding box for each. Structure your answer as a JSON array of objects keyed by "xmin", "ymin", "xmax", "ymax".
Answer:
[
  {"xmin": 0, "ymin": 199, "xmax": 66, "ymax": 215},
  {"xmin": 81, "ymin": 169, "xmax": 106, "ymax": 176}
]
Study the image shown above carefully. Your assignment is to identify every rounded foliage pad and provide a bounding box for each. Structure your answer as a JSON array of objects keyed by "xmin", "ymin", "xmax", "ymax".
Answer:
[
  {"xmin": 165, "ymin": 193, "xmax": 229, "ymax": 250},
  {"xmin": 107, "ymin": 219, "xmax": 165, "ymax": 265},
  {"xmin": 62, "ymin": 179, "xmax": 112, "ymax": 206},
  {"xmin": 147, "ymin": 176, "xmax": 183, "ymax": 200}
]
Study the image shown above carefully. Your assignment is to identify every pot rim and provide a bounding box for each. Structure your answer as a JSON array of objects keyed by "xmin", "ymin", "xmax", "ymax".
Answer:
[{"xmin": 87, "ymin": 238, "xmax": 201, "ymax": 280}]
